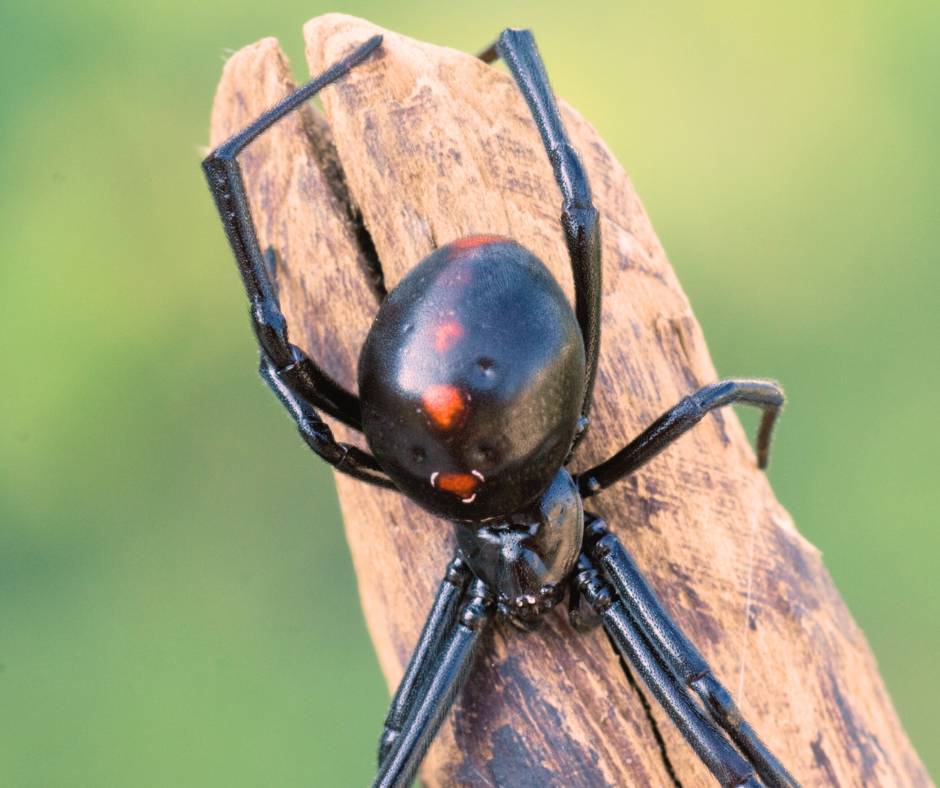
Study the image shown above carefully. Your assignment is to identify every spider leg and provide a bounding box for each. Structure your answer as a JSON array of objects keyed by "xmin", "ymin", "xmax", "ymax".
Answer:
[
  {"xmin": 482, "ymin": 29, "xmax": 602, "ymax": 429},
  {"xmin": 202, "ymin": 35, "xmax": 383, "ymax": 432},
  {"xmin": 578, "ymin": 379, "xmax": 785, "ymax": 498},
  {"xmin": 377, "ymin": 556, "xmax": 472, "ymax": 765},
  {"xmin": 574, "ymin": 550, "xmax": 762, "ymax": 788},
  {"xmin": 259, "ymin": 356, "xmax": 395, "ymax": 488},
  {"xmin": 373, "ymin": 578, "xmax": 495, "ymax": 788},
  {"xmin": 582, "ymin": 515, "xmax": 801, "ymax": 788}
]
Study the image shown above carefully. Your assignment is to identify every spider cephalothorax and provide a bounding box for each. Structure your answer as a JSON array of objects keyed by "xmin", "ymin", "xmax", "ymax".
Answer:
[{"xmin": 204, "ymin": 26, "xmax": 801, "ymax": 788}]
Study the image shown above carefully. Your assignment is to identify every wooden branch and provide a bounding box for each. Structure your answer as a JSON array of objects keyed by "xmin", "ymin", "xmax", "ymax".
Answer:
[{"xmin": 208, "ymin": 14, "xmax": 932, "ymax": 788}]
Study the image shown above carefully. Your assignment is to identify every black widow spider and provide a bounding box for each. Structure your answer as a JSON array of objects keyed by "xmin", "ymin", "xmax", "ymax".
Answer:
[{"xmin": 203, "ymin": 29, "xmax": 801, "ymax": 788}]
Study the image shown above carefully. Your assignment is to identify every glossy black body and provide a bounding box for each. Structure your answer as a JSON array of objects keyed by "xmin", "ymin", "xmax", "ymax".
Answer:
[
  {"xmin": 455, "ymin": 468, "xmax": 583, "ymax": 624},
  {"xmin": 203, "ymin": 27, "xmax": 800, "ymax": 788},
  {"xmin": 359, "ymin": 238, "xmax": 585, "ymax": 521}
]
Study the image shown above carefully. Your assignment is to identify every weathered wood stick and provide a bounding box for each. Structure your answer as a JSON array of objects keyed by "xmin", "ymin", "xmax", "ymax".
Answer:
[{"xmin": 208, "ymin": 14, "xmax": 932, "ymax": 788}]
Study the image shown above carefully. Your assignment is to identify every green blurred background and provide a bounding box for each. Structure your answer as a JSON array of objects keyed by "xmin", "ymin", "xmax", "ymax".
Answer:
[{"xmin": 1, "ymin": 0, "xmax": 937, "ymax": 784}]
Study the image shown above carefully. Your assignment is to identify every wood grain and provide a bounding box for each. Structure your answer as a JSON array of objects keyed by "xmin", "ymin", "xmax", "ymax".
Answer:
[{"xmin": 208, "ymin": 14, "xmax": 932, "ymax": 788}]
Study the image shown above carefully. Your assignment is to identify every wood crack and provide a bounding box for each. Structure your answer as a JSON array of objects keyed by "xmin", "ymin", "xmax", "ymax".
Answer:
[
  {"xmin": 301, "ymin": 103, "xmax": 387, "ymax": 304},
  {"xmin": 604, "ymin": 628, "xmax": 684, "ymax": 788}
]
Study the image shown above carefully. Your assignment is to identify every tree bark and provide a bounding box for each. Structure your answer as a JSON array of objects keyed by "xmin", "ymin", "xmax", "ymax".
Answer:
[{"xmin": 208, "ymin": 14, "xmax": 932, "ymax": 788}]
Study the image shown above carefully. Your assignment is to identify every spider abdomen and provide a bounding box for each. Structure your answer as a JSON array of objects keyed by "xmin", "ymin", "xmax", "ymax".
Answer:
[{"xmin": 359, "ymin": 237, "xmax": 585, "ymax": 522}]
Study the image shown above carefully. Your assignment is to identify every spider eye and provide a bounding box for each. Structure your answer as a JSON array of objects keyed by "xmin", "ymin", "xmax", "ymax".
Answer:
[
  {"xmin": 411, "ymin": 446, "xmax": 427, "ymax": 464},
  {"xmin": 477, "ymin": 357, "xmax": 495, "ymax": 372}
]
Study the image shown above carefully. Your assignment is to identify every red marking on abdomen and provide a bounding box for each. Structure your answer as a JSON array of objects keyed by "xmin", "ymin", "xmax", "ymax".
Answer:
[
  {"xmin": 450, "ymin": 234, "xmax": 507, "ymax": 251},
  {"xmin": 422, "ymin": 384, "xmax": 467, "ymax": 430},
  {"xmin": 436, "ymin": 473, "xmax": 480, "ymax": 499},
  {"xmin": 435, "ymin": 322, "xmax": 464, "ymax": 353}
]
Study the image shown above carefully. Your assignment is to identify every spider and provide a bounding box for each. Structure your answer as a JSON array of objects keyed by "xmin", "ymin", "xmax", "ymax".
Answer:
[{"xmin": 203, "ymin": 28, "xmax": 801, "ymax": 788}]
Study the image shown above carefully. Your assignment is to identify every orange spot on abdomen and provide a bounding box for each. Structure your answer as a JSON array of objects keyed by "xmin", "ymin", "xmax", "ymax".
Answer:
[
  {"xmin": 450, "ymin": 235, "xmax": 506, "ymax": 251},
  {"xmin": 422, "ymin": 384, "xmax": 467, "ymax": 430},
  {"xmin": 436, "ymin": 473, "xmax": 480, "ymax": 499},
  {"xmin": 435, "ymin": 322, "xmax": 464, "ymax": 353}
]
